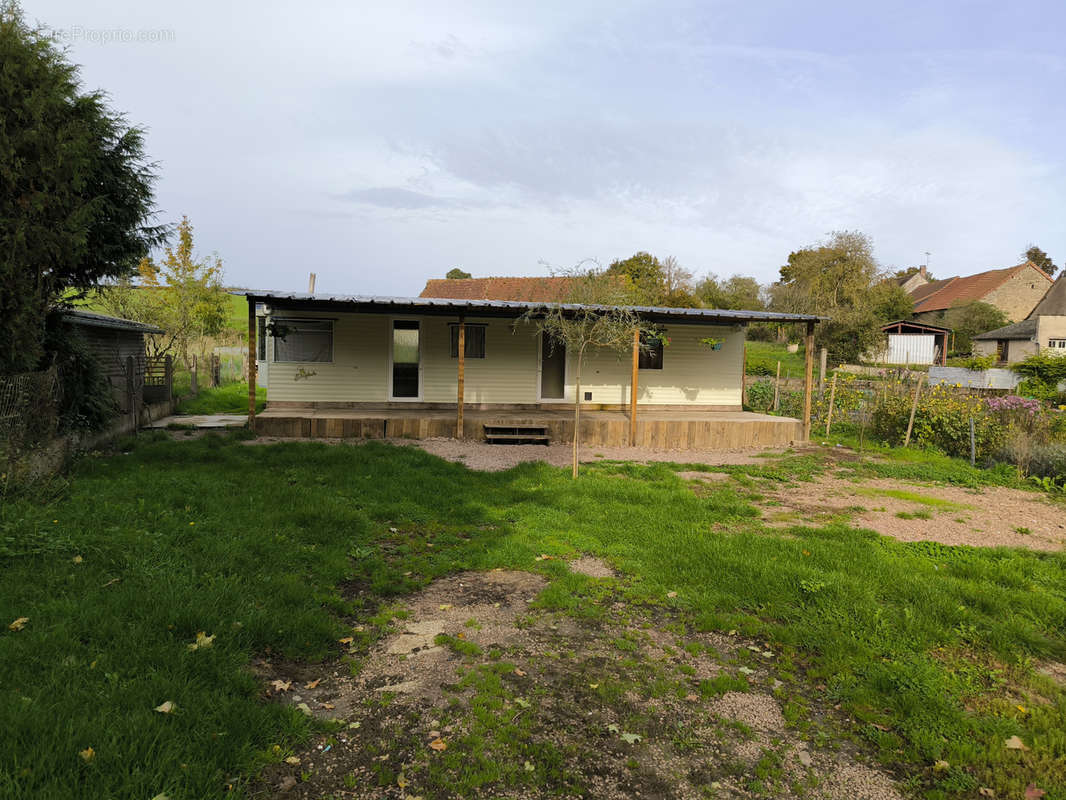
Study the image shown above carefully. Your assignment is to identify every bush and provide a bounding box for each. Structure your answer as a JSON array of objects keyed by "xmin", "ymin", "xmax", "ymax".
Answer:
[
  {"xmin": 945, "ymin": 354, "xmax": 998, "ymax": 371},
  {"xmin": 871, "ymin": 383, "xmax": 1005, "ymax": 460},
  {"xmin": 1012, "ymin": 353, "xmax": 1066, "ymax": 402},
  {"xmin": 41, "ymin": 315, "xmax": 117, "ymax": 433},
  {"xmin": 745, "ymin": 379, "xmax": 774, "ymax": 411}
]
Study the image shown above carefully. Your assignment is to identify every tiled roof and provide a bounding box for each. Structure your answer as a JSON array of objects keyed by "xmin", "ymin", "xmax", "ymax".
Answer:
[
  {"xmin": 419, "ymin": 277, "xmax": 573, "ymax": 302},
  {"xmin": 973, "ymin": 319, "xmax": 1038, "ymax": 341},
  {"xmin": 910, "ymin": 262, "xmax": 1051, "ymax": 313}
]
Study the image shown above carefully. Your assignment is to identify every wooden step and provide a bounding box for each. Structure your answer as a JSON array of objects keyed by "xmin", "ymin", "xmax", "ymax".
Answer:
[{"xmin": 483, "ymin": 424, "xmax": 550, "ymax": 445}]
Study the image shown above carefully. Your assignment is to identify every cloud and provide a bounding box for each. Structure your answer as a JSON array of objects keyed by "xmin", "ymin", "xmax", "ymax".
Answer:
[{"xmin": 340, "ymin": 187, "xmax": 463, "ymax": 210}]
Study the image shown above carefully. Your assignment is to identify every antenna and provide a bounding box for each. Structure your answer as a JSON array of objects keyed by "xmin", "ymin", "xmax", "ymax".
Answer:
[{"xmin": 923, "ymin": 251, "xmax": 931, "ymax": 268}]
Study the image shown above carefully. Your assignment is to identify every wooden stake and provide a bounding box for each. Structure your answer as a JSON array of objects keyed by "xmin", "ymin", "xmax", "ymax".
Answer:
[
  {"xmin": 802, "ymin": 321, "xmax": 815, "ymax": 440},
  {"xmin": 247, "ymin": 297, "xmax": 257, "ymax": 428},
  {"xmin": 824, "ymin": 373, "xmax": 837, "ymax": 436},
  {"xmin": 629, "ymin": 326, "xmax": 640, "ymax": 446},
  {"xmin": 903, "ymin": 373, "xmax": 925, "ymax": 448},
  {"xmin": 456, "ymin": 316, "xmax": 465, "ymax": 439},
  {"xmin": 818, "ymin": 347, "xmax": 827, "ymax": 397},
  {"xmin": 773, "ymin": 361, "xmax": 781, "ymax": 412},
  {"xmin": 190, "ymin": 354, "xmax": 198, "ymax": 395}
]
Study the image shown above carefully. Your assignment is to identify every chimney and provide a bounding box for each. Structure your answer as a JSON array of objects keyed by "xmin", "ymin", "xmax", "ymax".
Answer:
[
  {"xmin": 308, "ymin": 272, "xmax": 317, "ymax": 294},
  {"xmin": 919, "ymin": 264, "xmax": 927, "ymax": 279}
]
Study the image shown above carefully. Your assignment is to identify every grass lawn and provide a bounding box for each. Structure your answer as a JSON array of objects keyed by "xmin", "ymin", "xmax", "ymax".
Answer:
[
  {"xmin": 1, "ymin": 436, "xmax": 1065, "ymax": 798},
  {"xmin": 745, "ymin": 340, "xmax": 809, "ymax": 377},
  {"xmin": 175, "ymin": 383, "xmax": 265, "ymax": 415}
]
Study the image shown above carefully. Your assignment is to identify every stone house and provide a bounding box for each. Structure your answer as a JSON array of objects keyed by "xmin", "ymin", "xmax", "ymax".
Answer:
[
  {"xmin": 973, "ymin": 274, "xmax": 1066, "ymax": 364},
  {"xmin": 906, "ymin": 261, "xmax": 1053, "ymax": 324}
]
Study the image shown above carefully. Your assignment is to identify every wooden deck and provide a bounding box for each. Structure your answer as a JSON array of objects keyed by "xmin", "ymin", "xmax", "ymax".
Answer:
[{"xmin": 254, "ymin": 406, "xmax": 802, "ymax": 449}]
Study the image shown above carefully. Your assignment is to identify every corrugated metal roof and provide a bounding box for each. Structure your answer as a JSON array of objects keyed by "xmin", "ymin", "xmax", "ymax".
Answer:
[
  {"xmin": 230, "ymin": 289, "xmax": 824, "ymax": 324},
  {"xmin": 60, "ymin": 308, "xmax": 164, "ymax": 334}
]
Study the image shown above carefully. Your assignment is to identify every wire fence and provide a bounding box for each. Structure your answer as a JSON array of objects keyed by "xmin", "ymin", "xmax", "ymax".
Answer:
[{"xmin": 0, "ymin": 367, "xmax": 61, "ymax": 455}]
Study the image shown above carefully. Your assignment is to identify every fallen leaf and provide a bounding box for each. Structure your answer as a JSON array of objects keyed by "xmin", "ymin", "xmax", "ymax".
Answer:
[
  {"xmin": 737, "ymin": 666, "xmax": 754, "ymax": 676},
  {"xmin": 8, "ymin": 617, "xmax": 28, "ymax": 632},
  {"xmin": 1025, "ymin": 785, "xmax": 1046, "ymax": 800},
  {"xmin": 524, "ymin": 760, "xmax": 535, "ymax": 772},
  {"xmin": 389, "ymin": 527, "xmax": 398, "ymax": 533},
  {"xmin": 304, "ymin": 679, "xmax": 321, "ymax": 689},
  {"xmin": 72, "ymin": 555, "xmax": 83, "ymax": 564},
  {"xmin": 187, "ymin": 632, "xmax": 215, "ymax": 651},
  {"xmin": 271, "ymin": 680, "xmax": 293, "ymax": 692},
  {"xmin": 513, "ymin": 668, "xmax": 526, "ymax": 677},
  {"xmin": 101, "ymin": 578, "xmax": 120, "ymax": 588},
  {"xmin": 933, "ymin": 760, "xmax": 950, "ymax": 773},
  {"xmin": 397, "ymin": 773, "xmax": 408, "ymax": 788},
  {"xmin": 428, "ymin": 738, "xmax": 447, "ymax": 751},
  {"xmin": 666, "ymin": 591, "xmax": 677, "ymax": 598},
  {"xmin": 606, "ymin": 723, "xmax": 619, "ymax": 733},
  {"xmin": 427, "ymin": 730, "xmax": 440, "ymax": 738},
  {"xmin": 295, "ymin": 702, "xmax": 312, "ymax": 716},
  {"xmin": 514, "ymin": 698, "xmax": 530, "ymax": 708},
  {"xmin": 620, "ymin": 732, "xmax": 642, "ymax": 744},
  {"xmin": 589, "ymin": 683, "xmax": 599, "ymax": 689},
  {"xmin": 438, "ymin": 604, "xmax": 452, "ymax": 611},
  {"xmin": 978, "ymin": 789, "xmax": 995, "ymax": 798},
  {"xmin": 78, "ymin": 747, "xmax": 95, "ymax": 763},
  {"xmin": 338, "ymin": 636, "xmax": 353, "ymax": 645},
  {"xmin": 685, "ymin": 693, "xmax": 698, "ymax": 702},
  {"xmin": 321, "ymin": 702, "xmax": 334, "ymax": 710},
  {"xmin": 1004, "ymin": 735, "xmax": 1030, "ymax": 751},
  {"xmin": 284, "ymin": 756, "xmax": 301, "ymax": 765},
  {"xmin": 154, "ymin": 701, "xmax": 176, "ymax": 714},
  {"xmin": 1016, "ymin": 704, "xmax": 1028, "ymax": 714}
]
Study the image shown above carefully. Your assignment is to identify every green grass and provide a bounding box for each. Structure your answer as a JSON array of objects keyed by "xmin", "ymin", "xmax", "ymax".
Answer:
[
  {"xmin": 853, "ymin": 487, "xmax": 967, "ymax": 509},
  {"xmin": 176, "ymin": 383, "xmax": 266, "ymax": 415},
  {"xmin": 745, "ymin": 340, "xmax": 808, "ymax": 377},
  {"xmin": 1, "ymin": 436, "xmax": 1065, "ymax": 798}
]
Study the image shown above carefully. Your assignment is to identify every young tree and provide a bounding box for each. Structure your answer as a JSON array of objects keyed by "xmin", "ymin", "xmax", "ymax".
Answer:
[
  {"xmin": 100, "ymin": 217, "xmax": 227, "ymax": 368},
  {"xmin": 695, "ymin": 274, "xmax": 765, "ymax": 310},
  {"xmin": 525, "ymin": 266, "xmax": 648, "ymax": 478},
  {"xmin": 0, "ymin": 2, "xmax": 165, "ymax": 373},
  {"xmin": 446, "ymin": 267, "xmax": 472, "ymax": 279},
  {"xmin": 1023, "ymin": 245, "xmax": 1059, "ymax": 278},
  {"xmin": 939, "ymin": 301, "xmax": 1009, "ymax": 354}
]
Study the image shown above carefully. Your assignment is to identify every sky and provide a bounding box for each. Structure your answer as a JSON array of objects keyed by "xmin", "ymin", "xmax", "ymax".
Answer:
[{"xmin": 27, "ymin": 0, "xmax": 1066, "ymax": 295}]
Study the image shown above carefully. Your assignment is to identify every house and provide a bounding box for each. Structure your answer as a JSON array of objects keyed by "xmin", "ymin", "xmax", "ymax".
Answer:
[
  {"xmin": 238, "ymin": 289, "xmax": 822, "ymax": 448},
  {"xmin": 906, "ymin": 261, "xmax": 1053, "ymax": 324},
  {"xmin": 60, "ymin": 309, "xmax": 170, "ymax": 423},
  {"xmin": 875, "ymin": 320, "xmax": 952, "ymax": 366},
  {"xmin": 894, "ymin": 265, "xmax": 932, "ymax": 295},
  {"xmin": 973, "ymin": 274, "xmax": 1066, "ymax": 364}
]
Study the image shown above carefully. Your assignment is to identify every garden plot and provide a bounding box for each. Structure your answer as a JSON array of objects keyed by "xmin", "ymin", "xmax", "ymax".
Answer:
[{"xmin": 252, "ymin": 567, "xmax": 901, "ymax": 800}]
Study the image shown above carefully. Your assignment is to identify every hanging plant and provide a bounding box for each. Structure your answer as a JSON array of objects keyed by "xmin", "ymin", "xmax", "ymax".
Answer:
[{"xmin": 699, "ymin": 337, "xmax": 724, "ymax": 351}]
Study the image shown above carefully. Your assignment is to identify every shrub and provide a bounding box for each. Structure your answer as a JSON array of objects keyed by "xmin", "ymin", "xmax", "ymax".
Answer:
[
  {"xmin": 746, "ymin": 379, "xmax": 774, "ymax": 411},
  {"xmin": 1012, "ymin": 353, "xmax": 1066, "ymax": 402},
  {"xmin": 945, "ymin": 354, "xmax": 998, "ymax": 371},
  {"xmin": 871, "ymin": 383, "xmax": 1005, "ymax": 460}
]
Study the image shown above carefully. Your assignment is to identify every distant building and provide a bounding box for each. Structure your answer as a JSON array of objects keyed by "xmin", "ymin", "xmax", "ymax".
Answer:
[
  {"xmin": 905, "ymin": 261, "xmax": 1053, "ymax": 324},
  {"xmin": 419, "ymin": 277, "xmax": 573, "ymax": 303},
  {"xmin": 973, "ymin": 274, "xmax": 1066, "ymax": 364}
]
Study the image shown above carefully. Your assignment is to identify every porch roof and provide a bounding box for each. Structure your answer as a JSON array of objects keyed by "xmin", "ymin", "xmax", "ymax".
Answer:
[{"xmin": 231, "ymin": 289, "xmax": 823, "ymax": 326}]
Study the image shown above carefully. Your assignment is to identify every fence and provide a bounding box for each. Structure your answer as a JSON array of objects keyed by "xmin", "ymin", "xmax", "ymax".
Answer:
[
  {"xmin": 0, "ymin": 367, "xmax": 61, "ymax": 451},
  {"xmin": 143, "ymin": 356, "xmax": 173, "ymax": 403}
]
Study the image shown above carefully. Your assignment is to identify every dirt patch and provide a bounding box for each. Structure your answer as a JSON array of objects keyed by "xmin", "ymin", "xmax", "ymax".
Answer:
[
  {"xmin": 251, "ymin": 570, "xmax": 902, "ymax": 799},
  {"xmin": 676, "ymin": 470, "xmax": 733, "ymax": 483},
  {"xmin": 569, "ymin": 556, "xmax": 616, "ymax": 579},
  {"xmin": 759, "ymin": 475, "xmax": 1066, "ymax": 551}
]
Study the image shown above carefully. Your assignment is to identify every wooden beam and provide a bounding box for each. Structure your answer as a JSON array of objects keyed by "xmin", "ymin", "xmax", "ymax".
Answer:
[
  {"xmin": 456, "ymin": 315, "xmax": 465, "ymax": 438},
  {"xmin": 247, "ymin": 297, "xmax": 257, "ymax": 429},
  {"xmin": 802, "ymin": 320, "xmax": 815, "ymax": 440},
  {"xmin": 629, "ymin": 326, "xmax": 640, "ymax": 446}
]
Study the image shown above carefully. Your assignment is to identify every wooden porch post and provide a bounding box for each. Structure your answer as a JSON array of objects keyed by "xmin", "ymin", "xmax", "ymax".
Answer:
[
  {"xmin": 802, "ymin": 320, "xmax": 815, "ymax": 440},
  {"xmin": 247, "ymin": 296, "xmax": 257, "ymax": 429},
  {"xmin": 629, "ymin": 326, "xmax": 640, "ymax": 446},
  {"xmin": 456, "ymin": 315, "xmax": 465, "ymax": 438}
]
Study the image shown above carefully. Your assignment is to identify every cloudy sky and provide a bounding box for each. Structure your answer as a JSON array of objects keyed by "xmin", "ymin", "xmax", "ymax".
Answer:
[{"xmin": 30, "ymin": 0, "xmax": 1066, "ymax": 294}]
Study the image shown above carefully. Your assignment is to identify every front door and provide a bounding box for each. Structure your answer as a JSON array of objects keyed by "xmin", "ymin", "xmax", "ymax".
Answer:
[
  {"xmin": 391, "ymin": 320, "xmax": 421, "ymax": 399},
  {"xmin": 539, "ymin": 332, "xmax": 566, "ymax": 400}
]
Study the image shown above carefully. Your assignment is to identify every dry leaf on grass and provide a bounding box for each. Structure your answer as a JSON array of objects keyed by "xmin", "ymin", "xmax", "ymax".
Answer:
[
  {"xmin": 271, "ymin": 680, "xmax": 292, "ymax": 692},
  {"xmin": 284, "ymin": 756, "xmax": 301, "ymax": 765},
  {"xmin": 8, "ymin": 617, "xmax": 28, "ymax": 632},
  {"xmin": 428, "ymin": 739, "xmax": 447, "ymax": 751},
  {"xmin": 154, "ymin": 701, "xmax": 176, "ymax": 714},
  {"xmin": 338, "ymin": 636, "xmax": 353, "ymax": 645},
  {"xmin": 304, "ymin": 679, "xmax": 320, "ymax": 689},
  {"xmin": 978, "ymin": 789, "xmax": 995, "ymax": 798},
  {"xmin": 1004, "ymin": 735, "xmax": 1030, "ymax": 751},
  {"xmin": 187, "ymin": 632, "xmax": 215, "ymax": 651},
  {"xmin": 513, "ymin": 668, "xmax": 526, "ymax": 677},
  {"xmin": 1025, "ymin": 784, "xmax": 1046, "ymax": 800},
  {"xmin": 78, "ymin": 747, "xmax": 95, "ymax": 762},
  {"xmin": 666, "ymin": 591, "xmax": 678, "ymax": 598}
]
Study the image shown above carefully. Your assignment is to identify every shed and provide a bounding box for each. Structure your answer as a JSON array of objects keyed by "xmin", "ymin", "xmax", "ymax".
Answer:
[
  {"xmin": 60, "ymin": 309, "xmax": 165, "ymax": 419},
  {"xmin": 877, "ymin": 320, "xmax": 951, "ymax": 366}
]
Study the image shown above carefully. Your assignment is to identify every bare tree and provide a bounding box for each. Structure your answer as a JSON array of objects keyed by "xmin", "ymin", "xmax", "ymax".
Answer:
[{"xmin": 525, "ymin": 265, "xmax": 649, "ymax": 478}]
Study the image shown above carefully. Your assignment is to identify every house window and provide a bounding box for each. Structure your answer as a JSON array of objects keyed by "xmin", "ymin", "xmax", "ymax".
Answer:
[
  {"xmin": 272, "ymin": 318, "xmax": 333, "ymax": 362},
  {"xmin": 638, "ymin": 332, "xmax": 664, "ymax": 370},
  {"xmin": 450, "ymin": 324, "xmax": 486, "ymax": 358},
  {"xmin": 1049, "ymin": 338, "xmax": 1066, "ymax": 349}
]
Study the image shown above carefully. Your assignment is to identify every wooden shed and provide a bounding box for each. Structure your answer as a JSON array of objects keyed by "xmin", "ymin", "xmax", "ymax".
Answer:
[{"xmin": 878, "ymin": 320, "xmax": 951, "ymax": 366}]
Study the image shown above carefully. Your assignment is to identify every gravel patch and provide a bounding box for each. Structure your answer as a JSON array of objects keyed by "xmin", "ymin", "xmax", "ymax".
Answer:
[{"xmin": 568, "ymin": 556, "xmax": 616, "ymax": 579}]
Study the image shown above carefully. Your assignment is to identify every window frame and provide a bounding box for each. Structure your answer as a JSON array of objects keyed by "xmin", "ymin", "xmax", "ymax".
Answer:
[
  {"xmin": 638, "ymin": 331, "xmax": 665, "ymax": 370},
  {"xmin": 1049, "ymin": 338, "xmax": 1066, "ymax": 349},
  {"xmin": 449, "ymin": 323, "xmax": 487, "ymax": 359},
  {"xmin": 270, "ymin": 317, "xmax": 335, "ymax": 364}
]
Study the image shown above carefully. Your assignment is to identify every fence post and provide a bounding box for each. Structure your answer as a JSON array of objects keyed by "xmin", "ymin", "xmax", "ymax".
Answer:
[
  {"xmin": 903, "ymin": 374, "xmax": 925, "ymax": 448},
  {"xmin": 190, "ymin": 354, "xmax": 198, "ymax": 395},
  {"xmin": 773, "ymin": 361, "xmax": 781, "ymax": 412},
  {"xmin": 824, "ymin": 373, "xmax": 838, "ymax": 436},
  {"xmin": 164, "ymin": 355, "xmax": 173, "ymax": 401},
  {"xmin": 818, "ymin": 347, "xmax": 827, "ymax": 397},
  {"xmin": 969, "ymin": 416, "xmax": 976, "ymax": 467}
]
